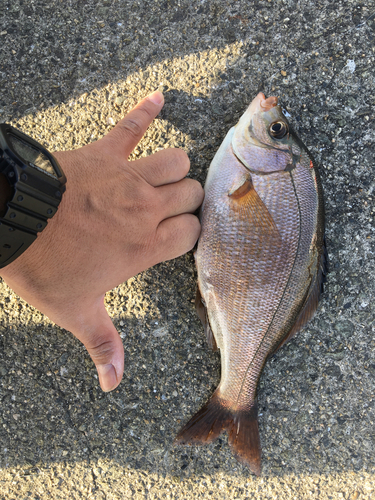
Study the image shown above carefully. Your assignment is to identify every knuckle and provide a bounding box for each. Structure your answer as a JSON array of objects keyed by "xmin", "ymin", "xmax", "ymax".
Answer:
[
  {"xmin": 138, "ymin": 103, "xmax": 154, "ymax": 119},
  {"xmin": 122, "ymin": 186, "xmax": 160, "ymax": 227},
  {"xmin": 178, "ymin": 178, "xmax": 204, "ymax": 206},
  {"xmin": 87, "ymin": 339, "xmax": 115, "ymax": 364},
  {"xmin": 171, "ymin": 148, "xmax": 190, "ymax": 174},
  {"xmin": 118, "ymin": 118, "xmax": 143, "ymax": 140},
  {"xmin": 185, "ymin": 176, "xmax": 202, "ymax": 190},
  {"xmin": 184, "ymin": 215, "xmax": 201, "ymax": 244},
  {"xmin": 162, "ymin": 214, "xmax": 201, "ymax": 253},
  {"xmin": 194, "ymin": 180, "xmax": 205, "ymax": 202},
  {"xmin": 128, "ymin": 187, "xmax": 158, "ymax": 213}
]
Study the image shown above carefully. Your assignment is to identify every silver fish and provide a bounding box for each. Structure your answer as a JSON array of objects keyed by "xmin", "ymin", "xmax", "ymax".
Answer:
[{"xmin": 175, "ymin": 93, "xmax": 326, "ymax": 475}]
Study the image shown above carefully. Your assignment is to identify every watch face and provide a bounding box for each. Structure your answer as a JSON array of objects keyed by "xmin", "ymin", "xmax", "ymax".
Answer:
[{"xmin": 7, "ymin": 133, "xmax": 59, "ymax": 179}]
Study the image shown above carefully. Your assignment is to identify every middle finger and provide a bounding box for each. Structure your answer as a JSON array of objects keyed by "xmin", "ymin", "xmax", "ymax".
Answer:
[
  {"xmin": 156, "ymin": 177, "xmax": 204, "ymax": 221},
  {"xmin": 133, "ymin": 148, "xmax": 191, "ymax": 187}
]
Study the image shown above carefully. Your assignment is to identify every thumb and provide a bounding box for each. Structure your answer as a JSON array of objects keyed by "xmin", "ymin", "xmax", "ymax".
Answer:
[
  {"xmin": 72, "ymin": 299, "xmax": 124, "ymax": 392},
  {"xmin": 100, "ymin": 90, "xmax": 164, "ymax": 158}
]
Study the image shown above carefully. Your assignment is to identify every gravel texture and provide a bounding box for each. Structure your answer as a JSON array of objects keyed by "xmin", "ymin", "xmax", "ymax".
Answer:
[{"xmin": 1, "ymin": 0, "xmax": 375, "ymax": 498}]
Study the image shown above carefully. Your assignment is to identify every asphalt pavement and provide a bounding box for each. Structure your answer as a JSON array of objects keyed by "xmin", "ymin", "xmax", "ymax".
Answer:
[{"xmin": 0, "ymin": 1, "xmax": 374, "ymax": 498}]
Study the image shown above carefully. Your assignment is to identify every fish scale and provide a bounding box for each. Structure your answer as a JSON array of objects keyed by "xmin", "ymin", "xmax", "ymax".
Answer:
[{"xmin": 175, "ymin": 93, "xmax": 326, "ymax": 476}]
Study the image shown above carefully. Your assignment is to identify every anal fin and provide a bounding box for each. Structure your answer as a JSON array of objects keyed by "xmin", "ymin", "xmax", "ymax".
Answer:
[{"xmin": 195, "ymin": 286, "xmax": 218, "ymax": 351}]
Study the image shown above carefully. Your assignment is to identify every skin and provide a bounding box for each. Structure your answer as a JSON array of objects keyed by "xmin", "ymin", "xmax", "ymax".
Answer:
[{"xmin": 0, "ymin": 90, "xmax": 204, "ymax": 392}]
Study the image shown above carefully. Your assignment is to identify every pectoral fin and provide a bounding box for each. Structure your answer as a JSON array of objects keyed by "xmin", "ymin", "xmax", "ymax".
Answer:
[
  {"xmin": 228, "ymin": 175, "xmax": 280, "ymax": 238},
  {"xmin": 228, "ymin": 179, "xmax": 253, "ymax": 199}
]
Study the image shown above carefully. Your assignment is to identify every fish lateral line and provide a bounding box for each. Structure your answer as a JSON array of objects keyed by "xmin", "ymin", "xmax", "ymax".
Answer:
[{"xmin": 232, "ymin": 169, "xmax": 305, "ymax": 406}]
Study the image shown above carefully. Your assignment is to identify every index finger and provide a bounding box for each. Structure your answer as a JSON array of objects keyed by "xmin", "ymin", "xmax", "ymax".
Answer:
[{"xmin": 103, "ymin": 91, "xmax": 164, "ymax": 158}]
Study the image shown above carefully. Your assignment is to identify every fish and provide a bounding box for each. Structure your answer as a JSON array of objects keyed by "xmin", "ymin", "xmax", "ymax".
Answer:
[{"xmin": 175, "ymin": 92, "xmax": 326, "ymax": 475}]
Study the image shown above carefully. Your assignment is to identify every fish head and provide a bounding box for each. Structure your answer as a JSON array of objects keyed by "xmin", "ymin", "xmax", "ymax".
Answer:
[{"xmin": 232, "ymin": 93, "xmax": 302, "ymax": 174}]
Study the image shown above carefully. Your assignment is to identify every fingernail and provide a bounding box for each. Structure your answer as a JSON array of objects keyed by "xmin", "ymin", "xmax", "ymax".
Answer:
[
  {"xmin": 97, "ymin": 364, "xmax": 117, "ymax": 392},
  {"xmin": 148, "ymin": 90, "xmax": 164, "ymax": 105}
]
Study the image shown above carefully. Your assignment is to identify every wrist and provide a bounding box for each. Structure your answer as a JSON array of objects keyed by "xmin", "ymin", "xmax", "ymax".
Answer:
[{"xmin": 0, "ymin": 124, "xmax": 66, "ymax": 269}]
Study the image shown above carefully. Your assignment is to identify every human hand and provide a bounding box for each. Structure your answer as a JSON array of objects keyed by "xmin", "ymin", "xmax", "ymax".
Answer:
[{"xmin": 1, "ymin": 91, "xmax": 204, "ymax": 392}]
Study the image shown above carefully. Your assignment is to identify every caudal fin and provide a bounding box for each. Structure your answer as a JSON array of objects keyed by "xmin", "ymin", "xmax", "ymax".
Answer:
[{"xmin": 174, "ymin": 391, "xmax": 261, "ymax": 476}]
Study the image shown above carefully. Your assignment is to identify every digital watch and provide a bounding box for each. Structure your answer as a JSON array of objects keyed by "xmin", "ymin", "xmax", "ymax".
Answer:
[{"xmin": 0, "ymin": 123, "xmax": 66, "ymax": 268}]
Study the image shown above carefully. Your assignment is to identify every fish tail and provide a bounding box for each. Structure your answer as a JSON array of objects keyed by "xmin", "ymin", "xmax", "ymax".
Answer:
[{"xmin": 174, "ymin": 391, "xmax": 261, "ymax": 476}]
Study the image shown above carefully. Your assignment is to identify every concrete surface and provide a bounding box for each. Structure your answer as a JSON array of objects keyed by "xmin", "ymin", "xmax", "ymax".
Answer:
[{"xmin": 0, "ymin": 0, "xmax": 375, "ymax": 498}]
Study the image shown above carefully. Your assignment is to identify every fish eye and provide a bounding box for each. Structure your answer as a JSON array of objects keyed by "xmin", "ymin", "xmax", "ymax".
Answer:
[{"xmin": 269, "ymin": 121, "xmax": 288, "ymax": 139}]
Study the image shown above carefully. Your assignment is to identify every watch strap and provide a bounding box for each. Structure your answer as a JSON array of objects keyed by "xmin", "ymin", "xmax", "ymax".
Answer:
[{"xmin": 0, "ymin": 221, "xmax": 36, "ymax": 267}]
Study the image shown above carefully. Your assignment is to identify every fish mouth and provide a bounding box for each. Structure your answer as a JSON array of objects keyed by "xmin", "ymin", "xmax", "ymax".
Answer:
[
  {"xmin": 257, "ymin": 92, "xmax": 278, "ymax": 111},
  {"xmin": 245, "ymin": 93, "xmax": 278, "ymax": 118}
]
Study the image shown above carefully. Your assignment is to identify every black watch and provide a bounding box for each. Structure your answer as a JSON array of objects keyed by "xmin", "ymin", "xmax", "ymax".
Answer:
[{"xmin": 0, "ymin": 123, "xmax": 66, "ymax": 268}]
